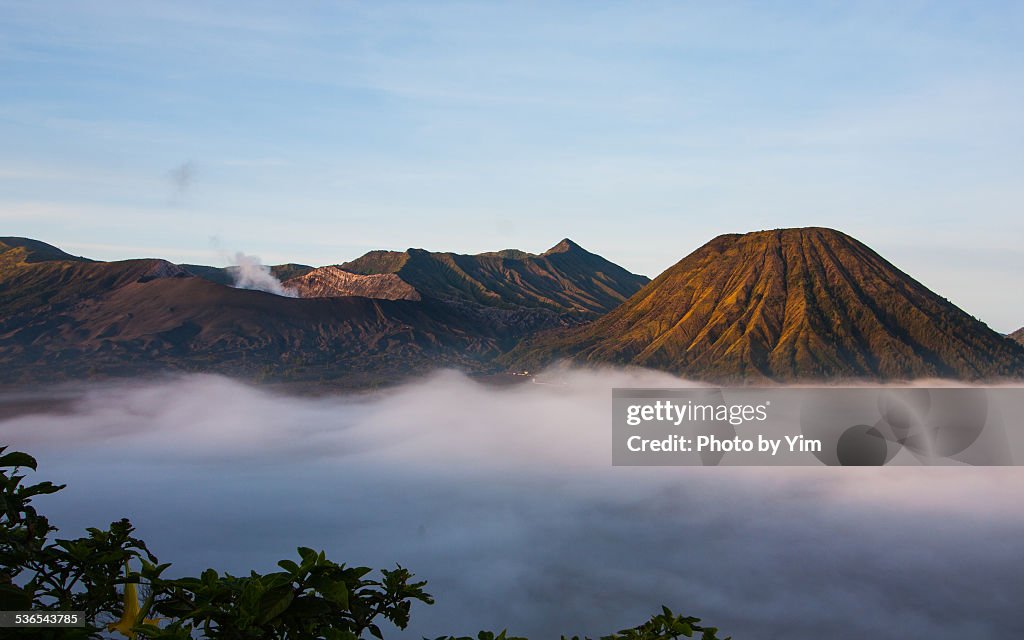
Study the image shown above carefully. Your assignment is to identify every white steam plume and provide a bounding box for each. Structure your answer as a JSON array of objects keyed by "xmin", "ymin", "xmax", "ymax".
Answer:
[{"xmin": 228, "ymin": 252, "xmax": 297, "ymax": 297}]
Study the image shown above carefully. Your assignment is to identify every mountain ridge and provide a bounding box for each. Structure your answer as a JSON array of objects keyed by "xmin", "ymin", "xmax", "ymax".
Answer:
[
  {"xmin": 3, "ymin": 230, "xmax": 1021, "ymax": 385},
  {"xmin": 180, "ymin": 238, "xmax": 649, "ymax": 317},
  {"xmin": 0, "ymin": 237, "xmax": 92, "ymax": 264},
  {"xmin": 506, "ymin": 227, "xmax": 1024, "ymax": 381},
  {"xmin": 329, "ymin": 238, "xmax": 649, "ymax": 316},
  {"xmin": 0, "ymin": 237, "xmax": 639, "ymax": 385}
]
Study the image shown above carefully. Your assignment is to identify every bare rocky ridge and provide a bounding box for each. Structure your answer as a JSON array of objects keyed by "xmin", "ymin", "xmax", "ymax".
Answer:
[
  {"xmin": 337, "ymin": 239, "xmax": 650, "ymax": 316},
  {"xmin": 1011, "ymin": 327, "xmax": 1024, "ymax": 346},
  {"xmin": 182, "ymin": 239, "xmax": 649, "ymax": 317},
  {"xmin": 0, "ymin": 237, "xmax": 630, "ymax": 385},
  {"xmin": 507, "ymin": 228, "xmax": 1024, "ymax": 382},
  {"xmin": 284, "ymin": 266, "xmax": 421, "ymax": 301}
]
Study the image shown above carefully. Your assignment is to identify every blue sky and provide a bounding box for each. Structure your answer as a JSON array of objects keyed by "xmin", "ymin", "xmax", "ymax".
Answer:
[{"xmin": 1, "ymin": 1, "xmax": 1022, "ymax": 331}]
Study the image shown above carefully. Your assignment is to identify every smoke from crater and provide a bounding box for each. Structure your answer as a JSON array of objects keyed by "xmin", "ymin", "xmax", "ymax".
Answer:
[{"xmin": 228, "ymin": 252, "xmax": 297, "ymax": 297}]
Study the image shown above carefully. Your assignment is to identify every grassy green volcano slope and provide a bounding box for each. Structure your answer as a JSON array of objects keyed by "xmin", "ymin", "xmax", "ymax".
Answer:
[{"xmin": 507, "ymin": 228, "xmax": 1024, "ymax": 381}]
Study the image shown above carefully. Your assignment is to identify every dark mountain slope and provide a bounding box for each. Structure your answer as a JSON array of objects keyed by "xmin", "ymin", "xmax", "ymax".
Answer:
[
  {"xmin": 0, "ymin": 240, "xmax": 583, "ymax": 385},
  {"xmin": 1, "ymin": 237, "xmax": 91, "ymax": 264},
  {"xmin": 1, "ymin": 274, "xmax": 546, "ymax": 384},
  {"xmin": 335, "ymin": 239, "xmax": 649, "ymax": 316},
  {"xmin": 1, "ymin": 241, "xmax": 186, "ymax": 320},
  {"xmin": 507, "ymin": 228, "xmax": 1024, "ymax": 381}
]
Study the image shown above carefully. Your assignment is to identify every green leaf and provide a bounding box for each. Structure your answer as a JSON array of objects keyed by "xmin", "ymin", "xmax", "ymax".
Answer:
[
  {"xmin": 21, "ymin": 481, "xmax": 66, "ymax": 498},
  {"xmin": 317, "ymin": 578, "xmax": 349, "ymax": 608},
  {"xmin": 0, "ymin": 583, "xmax": 32, "ymax": 611},
  {"xmin": 278, "ymin": 559, "xmax": 301, "ymax": 574},
  {"xmin": 0, "ymin": 451, "xmax": 37, "ymax": 470},
  {"xmin": 258, "ymin": 587, "xmax": 295, "ymax": 624},
  {"xmin": 262, "ymin": 572, "xmax": 294, "ymax": 590}
]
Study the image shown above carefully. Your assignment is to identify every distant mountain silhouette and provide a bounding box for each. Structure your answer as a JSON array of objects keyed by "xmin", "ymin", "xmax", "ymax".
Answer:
[
  {"xmin": 181, "ymin": 240, "xmax": 649, "ymax": 317},
  {"xmin": 0, "ymin": 237, "xmax": 646, "ymax": 385},
  {"xmin": 316, "ymin": 239, "xmax": 650, "ymax": 316},
  {"xmin": 507, "ymin": 228, "xmax": 1024, "ymax": 381}
]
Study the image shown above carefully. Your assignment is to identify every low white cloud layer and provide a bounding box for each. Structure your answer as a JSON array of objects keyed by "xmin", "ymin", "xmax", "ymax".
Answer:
[{"xmin": 1, "ymin": 370, "xmax": 1021, "ymax": 638}]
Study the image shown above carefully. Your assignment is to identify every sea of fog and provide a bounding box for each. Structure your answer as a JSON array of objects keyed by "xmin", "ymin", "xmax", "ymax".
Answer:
[{"xmin": 1, "ymin": 369, "xmax": 1022, "ymax": 639}]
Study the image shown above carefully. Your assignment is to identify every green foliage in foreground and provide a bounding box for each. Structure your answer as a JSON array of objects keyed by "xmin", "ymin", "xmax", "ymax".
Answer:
[{"xmin": 0, "ymin": 446, "xmax": 729, "ymax": 640}]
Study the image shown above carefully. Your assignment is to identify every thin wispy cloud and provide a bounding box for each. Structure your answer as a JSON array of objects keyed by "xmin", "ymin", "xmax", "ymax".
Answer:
[
  {"xmin": 167, "ymin": 160, "xmax": 197, "ymax": 201},
  {"xmin": 1, "ymin": 2, "xmax": 1023, "ymax": 329}
]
